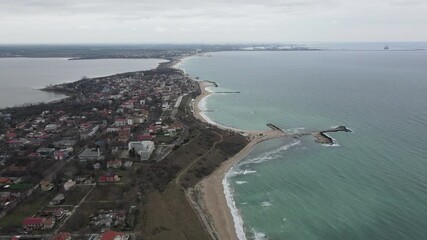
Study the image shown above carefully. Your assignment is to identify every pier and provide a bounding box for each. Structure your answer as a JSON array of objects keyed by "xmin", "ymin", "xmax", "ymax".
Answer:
[
  {"xmin": 267, "ymin": 123, "xmax": 285, "ymax": 132},
  {"xmin": 213, "ymin": 91, "xmax": 240, "ymax": 94}
]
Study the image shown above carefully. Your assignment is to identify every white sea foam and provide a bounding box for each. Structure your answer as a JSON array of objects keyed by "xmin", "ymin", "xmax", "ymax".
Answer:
[
  {"xmin": 238, "ymin": 140, "xmax": 301, "ymax": 167},
  {"xmin": 204, "ymin": 86, "xmax": 216, "ymax": 93},
  {"xmin": 287, "ymin": 127, "xmax": 306, "ymax": 134},
  {"xmin": 230, "ymin": 169, "xmax": 257, "ymax": 177},
  {"xmin": 223, "ymin": 172, "xmax": 248, "ymax": 240},
  {"xmin": 261, "ymin": 201, "xmax": 272, "ymax": 207},
  {"xmin": 251, "ymin": 229, "xmax": 268, "ymax": 240},
  {"xmin": 197, "ymin": 94, "xmax": 211, "ymax": 112},
  {"xmin": 197, "ymin": 99, "xmax": 252, "ymax": 133},
  {"xmin": 320, "ymin": 133, "xmax": 341, "ymax": 147},
  {"xmin": 323, "ymin": 142, "xmax": 341, "ymax": 147},
  {"xmin": 236, "ymin": 181, "xmax": 248, "ymax": 185},
  {"xmin": 223, "ymin": 140, "xmax": 301, "ymax": 240}
]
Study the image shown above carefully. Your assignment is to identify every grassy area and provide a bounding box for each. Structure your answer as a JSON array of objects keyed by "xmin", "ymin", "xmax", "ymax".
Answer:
[
  {"xmin": 86, "ymin": 184, "xmax": 137, "ymax": 202},
  {"xmin": 141, "ymin": 185, "xmax": 210, "ymax": 240},
  {"xmin": 116, "ymin": 169, "xmax": 134, "ymax": 184},
  {"xmin": 59, "ymin": 193, "xmax": 138, "ymax": 233},
  {"xmin": 8, "ymin": 183, "xmax": 33, "ymax": 191},
  {"xmin": 155, "ymin": 136, "xmax": 176, "ymax": 144},
  {"xmin": 0, "ymin": 189, "xmax": 57, "ymax": 230},
  {"xmin": 62, "ymin": 185, "xmax": 93, "ymax": 205}
]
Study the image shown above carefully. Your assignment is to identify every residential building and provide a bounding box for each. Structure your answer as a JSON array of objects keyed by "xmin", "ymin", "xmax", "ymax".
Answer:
[
  {"xmin": 40, "ymin": 180, "xmax": 54, "ymax": 191},
  {"xmin": 22, "ymin": 217, "xmax": 45, "ymax": 231},
  {"xmin": 49, "ymin": 193, "xmax": 65, "ymax": 206},
  {"xmin": 98, "ymin": 173, "xmax": 120, "ymax": 183},
  {"xmin": 63, "ymin": 179, "xmax": 76, "ymax": 191},
  {"xmin": 128, "ymin": 141, "xmax": 155, "ymax": 160},
  {"xmin": 78, "ymin": 148, "xmax": 104, "ymax": 162},
  {"xmin": 100, "ymin": 230, "xmax": 129, "ymax": 240},
  {"xmin": 107, "ymin": 160, "xmax": 122, "ymax": 169}
]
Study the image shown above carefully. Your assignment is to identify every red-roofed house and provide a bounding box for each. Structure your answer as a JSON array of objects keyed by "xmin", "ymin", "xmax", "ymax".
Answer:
[
  {"xmin": 114, "ymin": 119, "xmax": 127, "ymax": 127},
  {"xmin": 0, "ymin": 177, "xmax": 12, "ymax": 185},
  {"xmin": 118, "ymin": 127, "xmax": 131, "ymax": 142},
  {"xmin": 53, "ymin": 208, "xmax": 65, "ymax": 219},
  {"xmin": 53, "ymin": 232, "xmax": 71, "ymax": 240},
  {"xmin": 121, "ymin": 100, "xmax": 135, "ymax": 109},
  {"xmin": 22, "ymin": 217, "xmax": 45, "ymax": 231},
  {"xmin": 137, "ymin": 134, "xmax": 155, "ymax": 141},
  {"xmin": 100, "ymin": 231, "xmax": 129, "ymax": 240},
  {"xmin": 98, "ymin": 174, "xmax": 120, "ymax": 183},
  {"xmin": 107, "ymin": 160, "xmax": 122, "ymax": 169},
  {"xmin": 54, "ymin": 150, "xmax": 66, "ymax": 160},
  {"xmin": 43, "ymin": 217, "xmax": 55, "ymax": 229},
  {"xmin": 5, "ymin": 132, "xmax": 17, "ymax": 139}
]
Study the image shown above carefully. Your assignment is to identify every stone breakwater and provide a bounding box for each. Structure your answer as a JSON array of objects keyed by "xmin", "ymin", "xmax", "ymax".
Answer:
[{"xmin": 312, "ymin": 126, "xmax": 352, "ymax": 144}]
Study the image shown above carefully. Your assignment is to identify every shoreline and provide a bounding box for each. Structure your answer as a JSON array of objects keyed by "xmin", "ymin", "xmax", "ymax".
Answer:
[
  {"xmin": 175, "ymin": 56, "xmax": 290, "ymax": 240},
  {"xmin": 174, "ymin": 55, "xmax": 245, "ymax": 239},
  {"xmin": 195, "ymin": 136, "xmax": 263, "ymax": 240},
  {"xmin": 192, "ymin": 80, "xmax": 268, "ymax": 136}
]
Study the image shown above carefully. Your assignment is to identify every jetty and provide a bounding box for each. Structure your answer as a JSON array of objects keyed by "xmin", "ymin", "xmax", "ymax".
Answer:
[
  {"xmin": 248, "ymin": 125, "xmax": 351, "ymax": 145},
  {"xmin": 311, "ymin": 126, "xmax": 352, "ymax": 144},
  {"xmin": 213, "ymin": 91, "xmax": 240, "ymax": 94},
  {"xmin": 267, "ymin": 123, "xmax": 285, "ymax": 132}
]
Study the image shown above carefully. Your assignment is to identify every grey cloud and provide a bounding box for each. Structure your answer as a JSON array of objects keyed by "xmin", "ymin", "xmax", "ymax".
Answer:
[{"xmin": 0, "ymin": 0, "xmax": 426, "ymax": 43}]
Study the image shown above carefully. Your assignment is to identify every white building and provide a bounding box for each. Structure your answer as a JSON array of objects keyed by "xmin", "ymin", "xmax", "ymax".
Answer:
[
  {"xmin": 63, "ymin": 179, "xmax": 76, "ymax": 191},
  {"xmin": 128, "ymin": 141, "xmax": 155, "ymax": 161},
  {"xmin": 45, "ymin": 124, "xmax": 58, "ymax": 132},
  {"xmin": 127, "ymin": 118, "xmax": 134, "ymax": 126}
]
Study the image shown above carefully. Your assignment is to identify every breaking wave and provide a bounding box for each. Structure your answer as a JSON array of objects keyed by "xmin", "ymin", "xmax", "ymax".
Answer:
[
  {"xmin": 223, "ymin": 140, "xmax": 301, "ymax": 240},
  {"xmin": 223, "ymin": 172, "xmax": 248, "ymax": 240},
  {"xmin": 238, "ymin": 140, "xmax": 301, "ymax": 167},
  {"xmin": 236, "ymin": 181, "xmax": 248, "ymax": 185}
]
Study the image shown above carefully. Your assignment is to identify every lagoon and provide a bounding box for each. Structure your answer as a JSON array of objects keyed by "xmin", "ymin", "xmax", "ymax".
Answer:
[{"xmin": 0, "ymin": 58, "xmax": 167, "ymax": 108}]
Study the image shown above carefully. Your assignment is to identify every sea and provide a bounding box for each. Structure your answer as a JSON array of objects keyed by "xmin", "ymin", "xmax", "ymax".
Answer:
[
  {"xmin": 0, "ymin": 58, "xmax": 167, "ymax": 109},
  {"xmin": 178, "ymin": 43, "xmax": 427, "ymax": 240}
]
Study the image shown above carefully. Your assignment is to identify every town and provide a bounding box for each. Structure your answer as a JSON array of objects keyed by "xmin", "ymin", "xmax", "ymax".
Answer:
[{"xmin": 0, "ymin": 56, "xmax": 247, "ymax": 240}]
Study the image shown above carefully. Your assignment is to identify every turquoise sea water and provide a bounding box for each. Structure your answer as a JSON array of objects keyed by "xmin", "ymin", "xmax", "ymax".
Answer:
[
  {"xmin": 179, "ymin": 48, "xmax": 427, "ymax": 240},
  {"xmin": 0, "ymin": 58, "xmax": 167, "ymax": 108}
]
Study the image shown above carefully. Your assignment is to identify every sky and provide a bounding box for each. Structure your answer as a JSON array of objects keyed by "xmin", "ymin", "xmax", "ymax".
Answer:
[{"xmin": 0, "ymin": 0, "xmax": 426, "ymax": 44}]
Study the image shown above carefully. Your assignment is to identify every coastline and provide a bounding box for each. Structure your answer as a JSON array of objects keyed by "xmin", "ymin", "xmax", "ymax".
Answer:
[
  {"xmin": 176, "ymin": 56, "xmax": 350, "ymax": 240},
  {"xmin": 175, "ymin": 56, "xmax": 244, "ymax": 239},
  {"xmin": 195, "ymin": 136, "xmax": 266, "ymax": 240},
  {"xmin": 176, "ymin": 56, "xmax": 291, "ymax": 240},
  {"xmin": 192, "ymin": 80, "xmax": 268, "ymax": 136}
]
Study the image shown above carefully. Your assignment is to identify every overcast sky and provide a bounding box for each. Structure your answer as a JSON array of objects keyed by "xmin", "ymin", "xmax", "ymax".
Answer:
[{"xmin": 1, "ymin": 0, "xmax": 426, "ymax": 44}]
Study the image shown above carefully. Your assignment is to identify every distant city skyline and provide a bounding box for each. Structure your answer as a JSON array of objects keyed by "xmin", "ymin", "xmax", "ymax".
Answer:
[{"xmin": 1, "ymin": 0, "xmax": 426, "ymax": 44}]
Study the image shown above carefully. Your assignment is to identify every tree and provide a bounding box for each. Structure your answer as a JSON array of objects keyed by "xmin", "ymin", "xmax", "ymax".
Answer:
[{"xmin": 129, "ymin": 147, "xmax": 136, "ymax": 158}]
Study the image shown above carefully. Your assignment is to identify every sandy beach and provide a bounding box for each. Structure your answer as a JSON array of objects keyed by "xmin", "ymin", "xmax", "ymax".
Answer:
[{"xmin": 176, "ymin": 57, "xmax": 289, "ymax": 240}]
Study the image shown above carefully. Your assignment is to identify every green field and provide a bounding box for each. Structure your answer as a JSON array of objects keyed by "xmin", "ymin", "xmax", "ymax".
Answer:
[{"xmin": 0, "ymin": 190, "xmax": 57, "ymax": 230}]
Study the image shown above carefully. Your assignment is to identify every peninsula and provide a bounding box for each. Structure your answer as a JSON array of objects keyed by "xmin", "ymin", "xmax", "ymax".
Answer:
[{"xmin": 0, "ymin": 50, "xmax": 349, "ymax": 240}]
